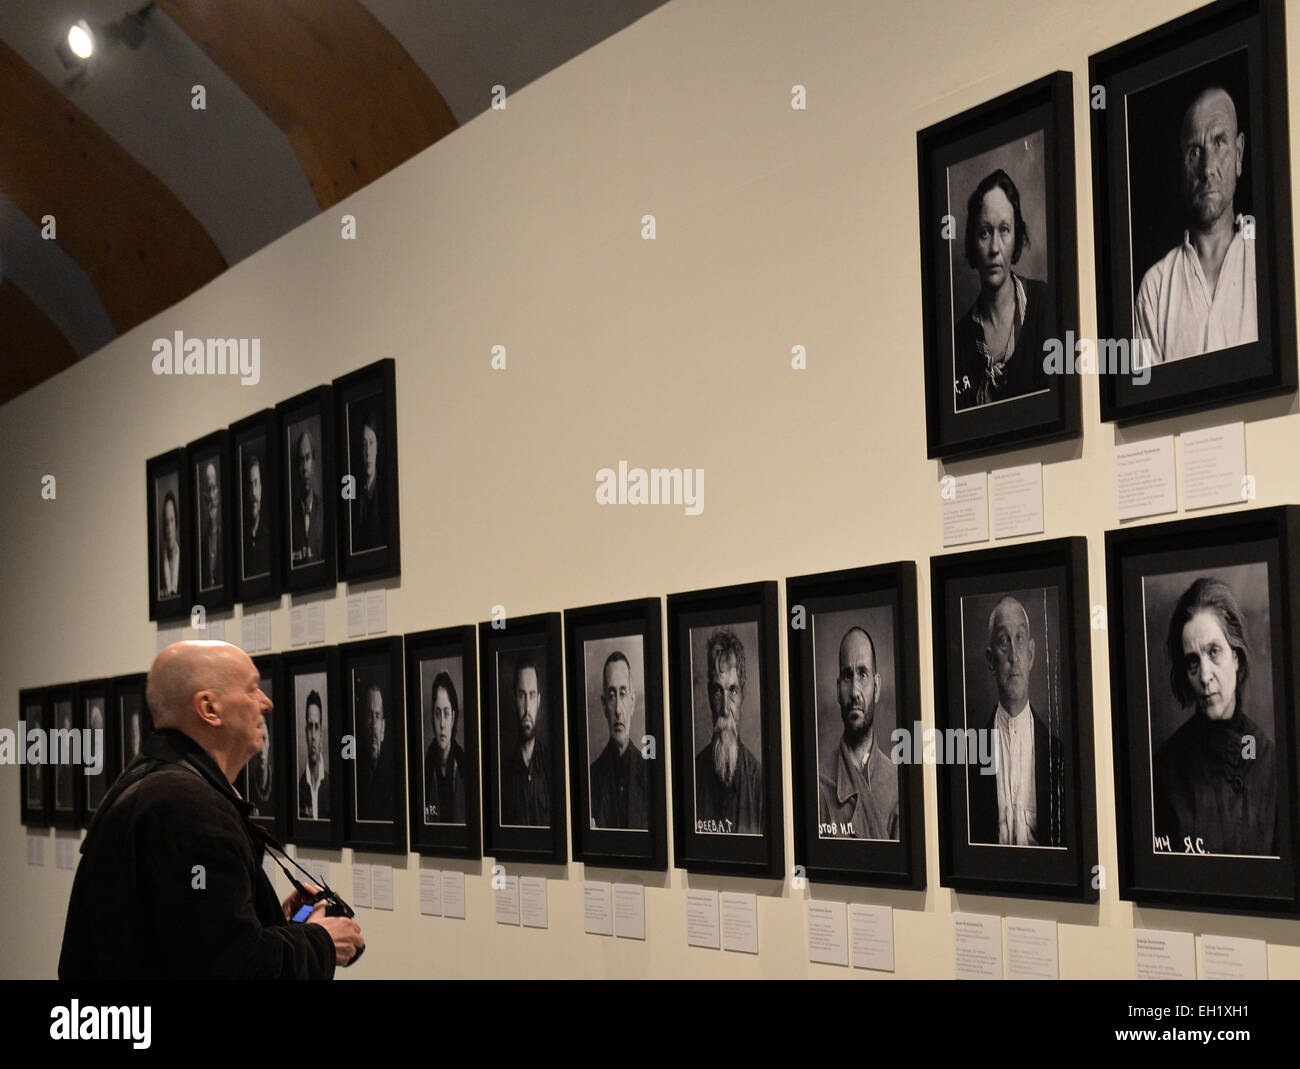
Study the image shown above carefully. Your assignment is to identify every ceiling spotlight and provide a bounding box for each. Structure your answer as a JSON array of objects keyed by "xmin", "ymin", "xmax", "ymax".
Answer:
[
  {"xmin": 67, "ymin": 20, "xmax": 94, "ymax": 59},
  {"xmin": 55, "ymin": 19, "xmax": 95, "ymax": 68}
]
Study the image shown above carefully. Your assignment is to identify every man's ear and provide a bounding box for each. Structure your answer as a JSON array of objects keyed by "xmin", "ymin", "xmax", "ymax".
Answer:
[
  {"xmin": 192, "ymin": 689, "xmax": 221, "ymax": 728},
  {"xmin": 1236, "ymin": 131, "xmax": 1245, "ymax": 176},
  {"xmin": 984, "ymin": 647, "xmax": 996, "ymax": 674}
]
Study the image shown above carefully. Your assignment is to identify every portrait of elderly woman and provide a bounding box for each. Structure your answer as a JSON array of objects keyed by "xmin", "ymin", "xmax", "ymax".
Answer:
[
  {"xmin": 953, "ymin": 167, "xmax": 1050, "ymax": 411},
  {"xmin": 1153, "ymin": 575, "xmax": 1276, "ymax": 857}
]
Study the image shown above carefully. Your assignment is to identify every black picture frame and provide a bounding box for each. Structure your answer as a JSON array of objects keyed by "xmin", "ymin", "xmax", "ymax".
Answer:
[
  {"xmin": 479, "ymin": 612, "xmax": 567, "ymax": 865},
  {"xmin": 334, "ymin": 359, "xmax": 400, "ymax": 584},
  {"xmin": 786, "ymin": 563, "xmax": 926, "ymax": 889},
  {"xmin": 405, "ymin": 625, "xmax": 481, "ymax": 860},
  {"xmin": 230, "ymin": 408, "xmax": 283, "ymax": 607},
  {"xmin": 930, "ymin": 538, "xmax": 1098, "ymax": 901},
  {"xmin": 147, "ymin": 447, "xmax": 191, "ymax": 622},
  {"xmin": 277, "ymin": 385, "xmax": 337, "ymax": 596},
  {"xmin": 19, "ymin": 687, "xmax": 49, "ymax": 828},
  {"xmin": 918, "ymin": 71, "xmax": 1081, "ymax": 459},
  {"xmin": 564, "ymin": 597, "xmax": 668, "ymax": 872},
  {"xmin": 340, "ymin": 637, "xmax": 407, "ymax": 854},
  {"xmin": 48, "ymin": 683, "xmax": 79, "ymax": 830},
  {"xmin": 1089, "ymin": 0, "xmax": 1296, "ymax": 423},
  {"xmin": 77, "ymin": 678, "xmax": 111, "ymax": 828},
  {"xmin": 283, "ymin": 646, "xmax": 343, "ymax": 849},
  {"xmin": 667, "ymin": 581, "xmax": 785, "ymax": 878},
  {"xmin": 1105, "ymin": 506, "xmax": 1300, "ymax": 914},
  {"xmin": 237, "ymin": 654, "xmax": 286, "ymax": 844},
  {"xmin": 186, "ymin": 429, "xmax": 236, "ymax": 615},
  {"xmin": 112, "ymin": 672, "xmax": 151, "ymax": 772}
]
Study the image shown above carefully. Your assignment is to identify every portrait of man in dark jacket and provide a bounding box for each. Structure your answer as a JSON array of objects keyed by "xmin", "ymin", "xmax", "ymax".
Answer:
[
  {"xmin": 588, "ymin": 649, "xmax": 648, "ymax": 831},
  {"xmin": 500, "ymin": 652, "xmax": 550, "ymax": 827},
  {"xmin": 349, "ymin": 405, "xmax": 384, "ymax": 555},
  {"xmin": 966, "ymin": 594, "xmax": 1065, "ymax": 848},
  {"xmin": 354, "ymin": 680, "xmax": 394, "ymax": 822}
]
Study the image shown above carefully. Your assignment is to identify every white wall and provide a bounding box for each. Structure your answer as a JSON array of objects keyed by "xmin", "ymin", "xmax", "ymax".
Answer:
[{"xmin": 5, "ymin": 0, "xmax": 1300, "ymax": 979}]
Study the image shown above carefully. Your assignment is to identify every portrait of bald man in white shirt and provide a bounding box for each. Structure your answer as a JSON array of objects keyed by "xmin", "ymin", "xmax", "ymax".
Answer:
[
  {"xmin": 967, "ymin": 594, "xmax": 1065, "ymax": 847},
  {"xmin": 1134, "ymin": 86, "xmax": 1256, "ymax": 365}
]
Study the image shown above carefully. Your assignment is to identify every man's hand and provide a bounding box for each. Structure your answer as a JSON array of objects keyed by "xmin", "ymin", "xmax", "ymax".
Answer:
[
  {"xmin": 306, "ymin": 904, "xmax": 365, "ymax": 966},
  {"xmin": 282, "ymin": 884, "xmax": 323, "ymax": 921}
]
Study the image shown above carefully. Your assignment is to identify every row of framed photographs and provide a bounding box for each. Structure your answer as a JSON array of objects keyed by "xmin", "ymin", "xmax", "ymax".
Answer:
[
  {"xmin": 146, "ymin": 358, "xmax": 400, "ymax": 621},
  {"xmin": 24, "ymin": 505, "xmax": 1300, "ymax": 914},
  {"xmin": 19, "ymin": 675, "xmax": 150, "ymax": 831},
  {"xmin": 919, "ymin": 0, "xmax": 1295, "ymax": 457}
]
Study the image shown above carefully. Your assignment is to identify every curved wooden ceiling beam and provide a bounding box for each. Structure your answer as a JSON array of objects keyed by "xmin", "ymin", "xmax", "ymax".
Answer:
[
  {"xmin": 158, "ymin": 0, "xmax": 459, "ymax": 209},
  {"xmin": 0, "ymin": 41, "xmax": 227, "ymax": 337},
  {"xmin": 0, "ymin": 280, "xmax": 80, "ymax": 404}
]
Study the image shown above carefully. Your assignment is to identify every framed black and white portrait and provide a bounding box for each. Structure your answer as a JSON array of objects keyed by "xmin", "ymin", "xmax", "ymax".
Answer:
[
  {"xmin": 236, "ymin": 654, "xmax": 284, "ymax": 843},
  {"xmin": 1090, "ymin": 0, "xmax": 1295, "ymax": 423},
  {"xmin": 186, "ymin": 429, "xmax": 235, "ymax": 615},
  {"xmin": 147, "ymin": 448, "xmax": 191, "ymax": 621},
  {"xmin": 930, "ymin": 539, "xmax": 1098, "ymax": 901},
  {"xmin": 113, "ymin": 672, "xmax": 150, "ymax": 771},
  {"xmin": 284, "ymin": 647, "xmax": 342, "ymax": 848},
  {"xmin": 19, "ymin": 687, "xmax": 49, "ymax": 828},
  {"xmin": 49, "ymin": 684, "xmax": 79, "ymax": 830},
  {"xmin": 479, "ymin": 612, "xmax": 566, "ymax": 865},
  {"xmin": 918, "ymin": 72, "xmax": 1080, "ymax": 458},
  {"xmin": 405, "ymin": 625, "xmax": 480, "ymax": 859},
  {"xmin": 230, "ymin": 409, "xmax": 282, "ymax": 606},
  {"xmin": 668, "ymin": 582, "xmax": 784, "ymax": 878},
  {"xmin": 341, "ymin": 637, "xmax": 406, "ymax": 854},
  {"xmin": 564, "ymin": 598, "xmax": 667, "ymax": 872},
  {"xmin": 277, "ymin": 386, "xmax": 336, "ymax": 596},
  {"xmin": 1106, "ymin": 507, "xmax": 1300, "ymax": 913},
  {"xmin": 333, "ymin": 359, "xmax": 400, "ymax": 583},
  {"xmin": 77, "ymin": 679, "xmax": 111, "ymax": 827},
  {"xmin": 786, "ymin": 563, "xmax": 926, "ymax": 889}
]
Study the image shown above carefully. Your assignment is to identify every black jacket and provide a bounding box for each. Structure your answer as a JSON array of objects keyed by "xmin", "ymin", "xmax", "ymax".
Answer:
[
  {"xmin": 58, "ymin": 728, "xmax": 336, "ymax": 979},
  {"xmin": 968, "ymin": 708, "xmax": 1065, "ymax": 847},
  {"xmin": 589, "ymin": 740, "xmax": 648, "ymax": 830},
  {"xmin": 423, "ymin": 740, "xmax": 466, "ymax": 823}
]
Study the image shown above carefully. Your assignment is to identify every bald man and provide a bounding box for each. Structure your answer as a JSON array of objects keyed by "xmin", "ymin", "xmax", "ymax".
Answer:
[
  {"xmin": 818, "ymin": 626, "xmax": 899, "ymax": 840},
  {"xmin": 59, "ymin": 641, "xmax": 363, "ymax": 979},
  {"xmin": 967, "ymin": 597, "xmax": 1064, "ymax": 847},
  {"xmin": 1135, "ymin": 86, "xmax": 1256, "ymax": 364}
]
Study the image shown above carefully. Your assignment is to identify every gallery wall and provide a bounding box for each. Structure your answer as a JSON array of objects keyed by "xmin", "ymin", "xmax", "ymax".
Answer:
[{"xmin": 5, "ymin": 0, "xmax": 1300, "ymax": 978}]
